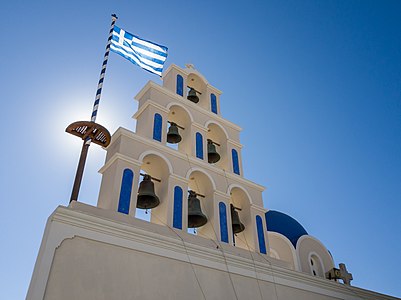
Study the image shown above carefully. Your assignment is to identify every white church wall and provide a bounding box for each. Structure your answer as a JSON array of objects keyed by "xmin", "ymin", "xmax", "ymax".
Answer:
[{"xmin": 27, "ymin": 204, "xmax": 397, "ymax": 300}]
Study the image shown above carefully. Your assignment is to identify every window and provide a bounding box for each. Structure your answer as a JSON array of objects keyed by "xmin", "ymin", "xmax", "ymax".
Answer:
[{"xmin": 309, "ymin": 254, "xmax": 324, "ymax": 277}]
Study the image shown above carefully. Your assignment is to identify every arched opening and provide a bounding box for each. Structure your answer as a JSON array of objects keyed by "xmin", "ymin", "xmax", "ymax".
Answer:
[
  {"xmin": 167, "ymin": 104, "xmax": 192, "ymax": 155},
  {"xmin": 206, "ymin": 122, "xmax": 228, "ymax": 169},
  {"xmin": 135, "ymin": 153, "xmax": 170, "ymax": 226},
  {"xmin": 229, "ymin": 186, "xmax": 252, "ymax": 250},
  {"xmin": 186, "ymin": 73, "xmax": 207, "ymax": 109},
  {"xmin": 187, "ymin": 170, "xmax": 216, "ymax": 239}
]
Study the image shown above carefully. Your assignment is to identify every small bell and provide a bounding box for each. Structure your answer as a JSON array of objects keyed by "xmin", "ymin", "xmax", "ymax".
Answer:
[
  {"xmin": 231, "ymin": 204, "xmax": 245, "ymax": 234},
  {"xmin": 187, "ymin": 191, "xmax": 208, "ymax": 228},
  {"xmin": 167, "ymin": 122, "xmax": 182, "ymax": 144},
  {"xmin": 187, "ymin": 87, "xmax": 199, "ymax": 103},
  {"xmin": 207, "ymin": 139, "xmax": 220, "ymax": 163},
  {"xmin": 136, "ymin": 175, "xmax": 160, "ymax": 209}
]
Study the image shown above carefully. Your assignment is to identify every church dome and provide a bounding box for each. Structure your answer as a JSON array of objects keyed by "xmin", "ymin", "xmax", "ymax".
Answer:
[{"xmin": 265, "ymin": 210, "xmax": 308, "ymax": 248}]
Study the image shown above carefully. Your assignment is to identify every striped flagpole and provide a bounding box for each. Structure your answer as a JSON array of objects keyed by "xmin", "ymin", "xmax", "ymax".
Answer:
[
  {"xmin": 91, "ymin": 14, "xmax": 118, "ymax": 123},
  {"xmin": 70, "ymin": 14, "xmax": 117, "ymax": 203}
]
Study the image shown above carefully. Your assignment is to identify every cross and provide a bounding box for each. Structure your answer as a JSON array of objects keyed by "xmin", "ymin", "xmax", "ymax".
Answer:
[
  {"xmin": 115, "ymin": 28, "xmax": 126, "ymax": 46},
  {"xmin": 339, "ymin": 263, "xmax": 353, "ymax": 285}
]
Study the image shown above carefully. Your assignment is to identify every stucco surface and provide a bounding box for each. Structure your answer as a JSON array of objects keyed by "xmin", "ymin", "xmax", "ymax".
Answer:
[{"xmin": 45, "ymin": 236, "xmax": 340, "ymax": 300}]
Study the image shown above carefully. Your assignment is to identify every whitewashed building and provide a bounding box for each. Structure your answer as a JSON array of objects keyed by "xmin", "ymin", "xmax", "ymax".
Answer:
[{"xmin": 27, "ymin": 64, "xmax": 398, "ymax": 300}]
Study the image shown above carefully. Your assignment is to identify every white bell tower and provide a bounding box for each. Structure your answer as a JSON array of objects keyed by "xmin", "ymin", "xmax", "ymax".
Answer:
[{"xmin": 97, "ymin": 63, "xmax": 268, "ymax": 253}]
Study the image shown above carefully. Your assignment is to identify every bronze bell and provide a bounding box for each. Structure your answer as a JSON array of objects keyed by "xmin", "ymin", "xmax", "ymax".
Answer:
[
  {"xmin": 167, "ymin": 122, "xmax": 182, "ymax": 144},
  {"xmin": 187, "ymin": 87, "xmax": 199, "ymax": 103},
  {"xmin": 136, "ymin": 175, "xmax": 160, "ymax": 209},
  {"xmin": 231, "ymin": 204, "xmax": 245, "ymax": 234},
  {"xmin": 187, "ymin": 191, "xmax": 207, "ymax": 228},
  {"xmin": 207, "ymin": 139, "xmax": 220, "ymax": 163}
]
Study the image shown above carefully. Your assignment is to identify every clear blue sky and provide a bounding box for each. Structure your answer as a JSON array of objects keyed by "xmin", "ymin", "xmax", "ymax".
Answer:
[{"xmin": 1, "ymin": 0, "xmax": 400, "ymax": 298}]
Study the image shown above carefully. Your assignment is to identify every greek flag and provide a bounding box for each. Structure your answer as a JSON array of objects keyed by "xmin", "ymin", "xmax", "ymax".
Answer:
[{"xmin": 110, "ymin": 26, "xmax": 168, "ymax": 76}]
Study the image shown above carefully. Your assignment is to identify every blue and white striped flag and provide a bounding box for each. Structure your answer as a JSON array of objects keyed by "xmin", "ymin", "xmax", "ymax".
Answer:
[{"xmin": 110, "ymin": 26, "xmax": 168, "ymax": 76}]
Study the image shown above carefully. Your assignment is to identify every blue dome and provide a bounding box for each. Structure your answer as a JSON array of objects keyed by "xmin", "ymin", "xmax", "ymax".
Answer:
[{"xmin": 265, "ymin": 210, "xmax": 308, "ymax": 248}]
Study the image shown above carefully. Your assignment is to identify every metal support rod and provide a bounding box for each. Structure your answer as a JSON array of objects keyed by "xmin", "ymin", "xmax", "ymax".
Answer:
[
  {"xmin": 187, "ymin": 86, "xmax": 202, "ymax": 94},
  {"xmin": 70, "ymin": 141, "xmax": 90, "ymax": 202},
  {"xmin": 189, "ymin": 190, "xmax": 205, "ymax": 198},
  {"xmin": 139, "ymin": 173, "xmax": 161, "ymax": 182},
  {"xmin": 69, "ymin": 14, "xmax": 117, "ymax": 203},
  {"xmin": 167, "ymin": 121, "xmax": 185, "ymax": 130},
  {"xmin": 207, "ymin": 138, "xmax": 221, "ymax": 146},
  {"xmin": 231, "ymin": 205, "xmax": 242, "ymax": 211}
]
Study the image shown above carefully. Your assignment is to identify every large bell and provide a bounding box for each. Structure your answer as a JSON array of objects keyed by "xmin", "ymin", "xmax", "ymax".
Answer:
[
  {"xmin": 136, "ymin": 175, "xmax": 160, "ymax": 209},
  {"xmin": 167, "ymin": 122, "xmax": 182, "ymax": 144},
  {"xmin": 187, "ymin": 87, "xmax": 199, "ymax": 103},
  {"xmin": 207, "ymin": 139, "xmax": 220, "ymax": 163},
  {"xmin": 187, "ymin": 191, "xmax": 207, "ymax": 228},
  {"xmin": 231, "ymin": 204, "xmax": 245, "ymax": 234}
]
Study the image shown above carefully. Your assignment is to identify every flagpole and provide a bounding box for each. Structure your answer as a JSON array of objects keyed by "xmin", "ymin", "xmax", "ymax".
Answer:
[
  {"xmin": 68, "ymin": 14, "xmax": 117, "ymax": 203},
  {"xmin": 90, "ymin": 14, "xmax": 118, "ymax": 123}
]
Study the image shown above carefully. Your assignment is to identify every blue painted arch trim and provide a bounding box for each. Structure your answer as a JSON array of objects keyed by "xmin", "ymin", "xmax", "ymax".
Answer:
[
  {"xmin": 256, "ymin": 215, "xmax": 267, "ymax": 254},
  {"xmin": 196, "ymin": 132, "xmax": 203, "ymax": 159},
  {"xmin": 232, "ymin": 149, "xmax": 240, "ymax": 175},
  {"xmin": 219, "ymin": 202, "xmax": 229, "ymax": 243},
  {"xmin": 153, "ymin": 113, "xmax": 162, "ymax": 142},
  {"xmin": 118, "ymin": 168, "xmax": 134, "ymax": 214},
  {"xmin": 173, "ymin": 186, "xmax": 183, "ymax": 229},
  {"xmin": 211, "ymin": 93, "xmax": 218, "ymax": 114},
  {"xmin": 176, "ymin": 74, "xmax": 183, "ymax": 96}
]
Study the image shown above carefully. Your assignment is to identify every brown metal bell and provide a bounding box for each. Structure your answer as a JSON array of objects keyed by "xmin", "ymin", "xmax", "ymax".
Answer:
[
  {"xmin": 187, "ymin": 87, "xmax": 199, "ymax": 103},
  {"xmin": 187, "ymin": 191, "xmax": 207, "ymax": 228},
  {"xmin": 231, "ymin": 204, "xmax": 245, "ymax": 234},
  {"xmin": 207, "ymin": 139, "xmax": 220, "ymax": 163},
  {"xmin": 136, "ymin": 175, "xmax": 160, "ymax": 209},
  {"xmin": 167, "ymin": 122, "xmax": 182, "ymax": 144}
]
